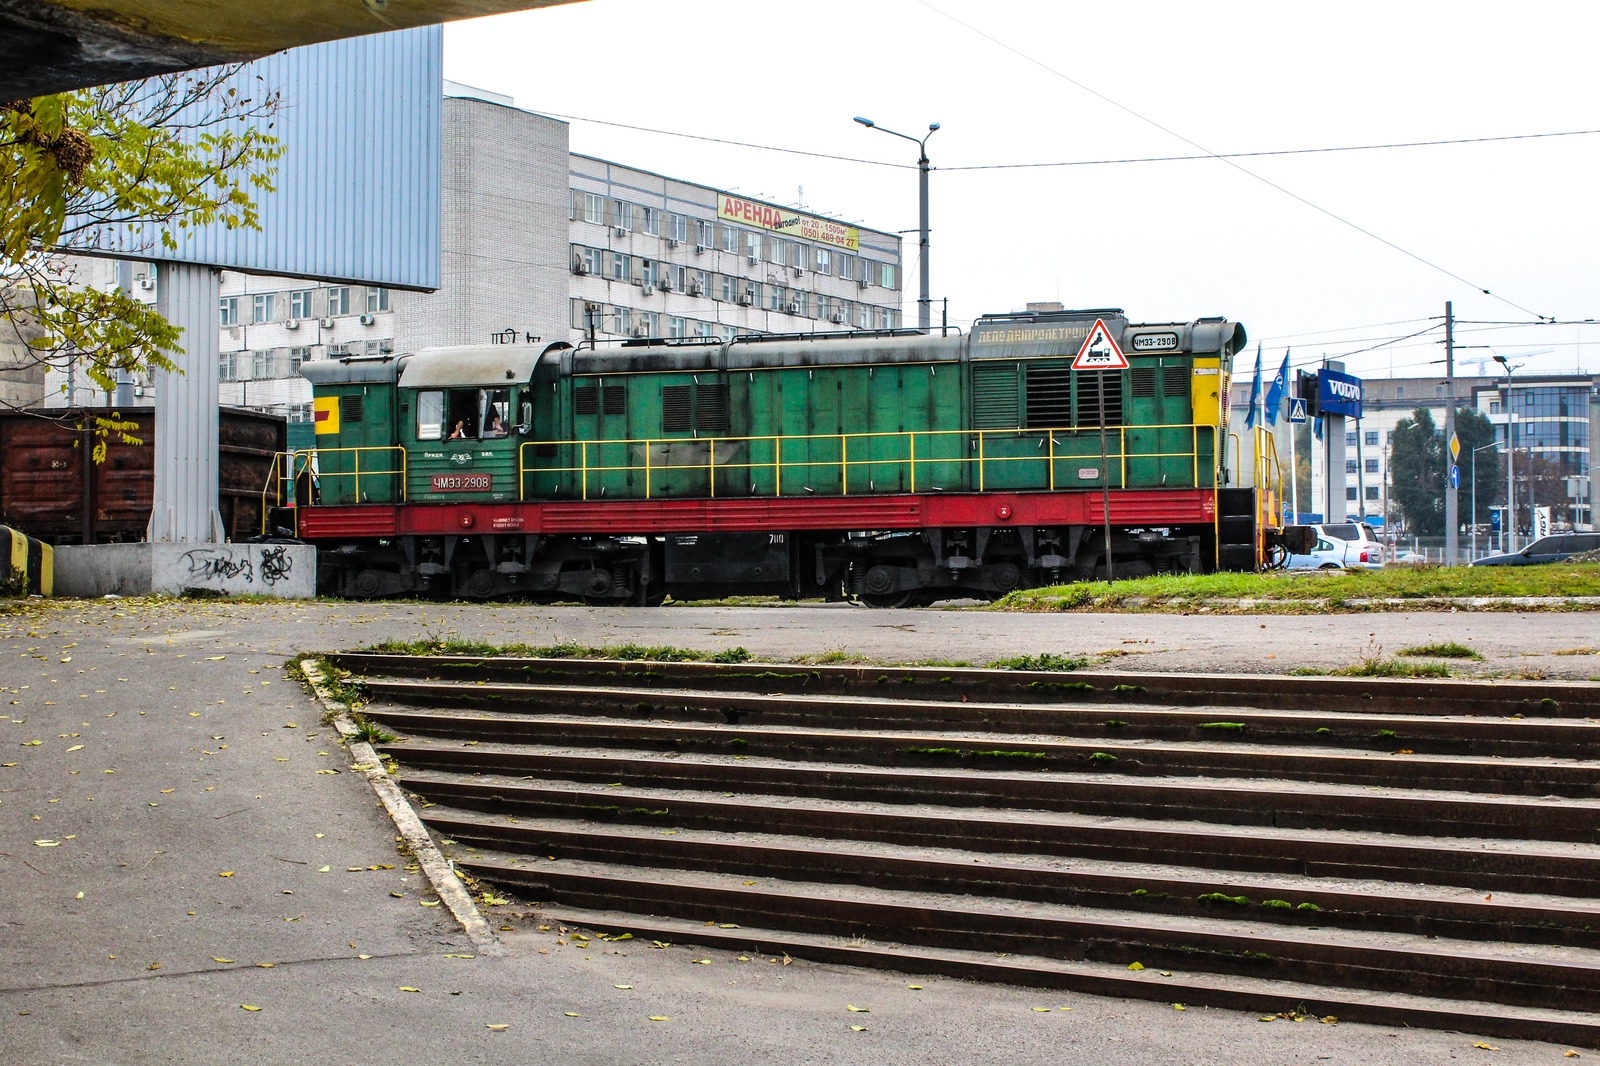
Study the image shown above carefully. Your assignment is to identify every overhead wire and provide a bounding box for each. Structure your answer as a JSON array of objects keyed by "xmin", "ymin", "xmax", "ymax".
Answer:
[{"xmin": 914, "ymin": 0, "xmax": 1554, "ymax": 324}]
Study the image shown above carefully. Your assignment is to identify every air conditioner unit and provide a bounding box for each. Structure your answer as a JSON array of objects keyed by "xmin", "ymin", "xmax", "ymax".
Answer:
[
  {"xmin": 614, "ymin": 226, "xmax": 630, "ymax": 237},
  {"xmin": 320, "ymin": 318, "xmax": 335, "ymax": 328},
  {"xmin": 631, "ymin": 324, "xmax": 649, "ymax": 337},
  {"xmin": 642, "ymin": 285, "xmax": 655, "ymax": 296},
  {"xmin": 658, "ymin": 277, "xmax": 673, "ymax": 291},
  {"xmin": 572, "ymin": 261, "xmax": 589, "ymax": 275},
  {"xmin": 747, "ymin": 255, "xmax": 759, "ymax": 266},
  {"xmin": 666, "ymin": 238, "xmax": 679, "ymax": 248},
  {"xmin": 283, "ymin": 319, "xmax": 299, "ymax": 331},
  {"xmin": 737, "ymin": 295, "xmax": 753, "ymax": 306},
  {"xmin": 693, "ymin": 244, "xmax": 707, "ymax": 254},
  {"xmin": 687, "ymin": 282, "xmax": 704, "ymax": 296},
  {"xmin": 137, "ymin": 277, "xmax": 156, "ymax": 291},
  {"xmin": 830, "ymin": 313, "xmax": 845, "ymax": 324},
  {"xmin": 792, "ymin": 266, "xmax": 803, "ymax": 277},
  {"xmin": 856, "ymin": 279, "xmax": 869, "ymax": 289},
  {"xmin": 359, "ymin": 314, "xmax": 375, "ymax": 326},
  {"xmin": 786, "ymin": 302, "xmax": 800, "ymax": 314}
]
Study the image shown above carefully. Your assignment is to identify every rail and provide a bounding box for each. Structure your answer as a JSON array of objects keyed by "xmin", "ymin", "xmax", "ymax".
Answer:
[{"xmin": 517, "ymin": 423, "xmax": 1217, "ymax": 501}]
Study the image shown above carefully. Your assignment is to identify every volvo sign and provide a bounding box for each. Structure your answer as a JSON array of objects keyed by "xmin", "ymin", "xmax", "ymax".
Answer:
[{"xmin": 1318, "ymin": 368, "xmax": 1363, "ymax": 418}]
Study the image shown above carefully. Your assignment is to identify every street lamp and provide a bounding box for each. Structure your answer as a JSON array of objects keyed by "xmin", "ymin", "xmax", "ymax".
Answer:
[
  {"xmin": 1492, "ymin": 355, "xmax": 1521, "ymax": 551},
  {"xmin": 1469, "ymin": 440, "xmax": 1504, "ymax": 561},
  {"xmin": 854, "ymin": 116, "xmax": 940, "ymax": 333}
]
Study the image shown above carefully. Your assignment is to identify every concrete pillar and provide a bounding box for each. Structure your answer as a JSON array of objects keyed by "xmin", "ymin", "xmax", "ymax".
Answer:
[{"xmin": 149, "ymin": 263, "xmax": 224, "ymax": 543}]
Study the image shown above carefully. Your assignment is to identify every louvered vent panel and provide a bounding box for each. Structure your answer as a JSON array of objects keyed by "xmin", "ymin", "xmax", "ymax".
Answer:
[
  {"xmin": 972, "ymin": 365, "xmax": 1020, "ymax": 429},
  {"xmin": 1024, "ymin": 367, "xmax": 1073, "ymax": 428},
  {"xmin": 695, "ymin": 383, "xmax": 729, "ymax": 431},
  {"xmin": 340, "ymin": 395, "xmax": 364, "ymax": 422},
  {"xmin": 602, "ymin": 386, "xmax": 626, "ymax": 415},
  {"xmin": 1074, "ymin": 370, "xmax": 1124, "ymax": 427},
  {"xmin": 574, "ymin": 386, "xmax": 598, "ymax": 415},
  {"xmin": 662, "ymin": 385, "xmax": 692, "ymax": 432},
  {"xmin": 1130, "ymin": 367, "xmax": 1157, "ymax": 399},
  {"xmin": 1163, "ymin": 364, "xmax": 1189, "ymax": 396}
]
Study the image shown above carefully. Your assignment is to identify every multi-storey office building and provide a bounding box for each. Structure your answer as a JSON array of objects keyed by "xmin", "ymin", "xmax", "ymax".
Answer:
[{"xmin": 42, "ymin": 85, "xmax": 903, "ymax": 423}]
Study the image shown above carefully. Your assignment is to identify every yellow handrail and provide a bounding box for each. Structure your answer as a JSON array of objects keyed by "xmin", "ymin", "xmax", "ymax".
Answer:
[
  {"xmin": 287, "ymin": 445, "xmax": 408, "ymax": 504},
  {"xmin": 517, "ymin": 423, "xmax": 1219, "ymax": 502}
]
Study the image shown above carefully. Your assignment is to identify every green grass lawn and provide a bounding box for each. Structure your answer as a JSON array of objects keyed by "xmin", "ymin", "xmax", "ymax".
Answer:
[{"xmin": 996, "ymin": 563, "xmax": 1600, "ymax": 612}]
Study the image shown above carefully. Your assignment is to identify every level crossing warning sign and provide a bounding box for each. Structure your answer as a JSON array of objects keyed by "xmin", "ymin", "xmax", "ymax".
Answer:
[{"xmin": 1071, "ymin": 319, "xmax": 1130, "ymax": 371}]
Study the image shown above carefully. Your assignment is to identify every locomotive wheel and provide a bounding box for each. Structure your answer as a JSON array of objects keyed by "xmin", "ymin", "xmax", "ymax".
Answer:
[{"xmin": 859, "ymin": 591, "xmax": 918, "ymax": 609}]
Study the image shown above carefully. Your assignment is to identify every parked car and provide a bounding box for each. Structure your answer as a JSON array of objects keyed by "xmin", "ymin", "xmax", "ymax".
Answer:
[
  {"xmin": 1283, "ymin": 523, "xmax": 1386, "ymax": 570},
  {"xmin": 1471, "ymin": 532, "xmax": 1600, "ymax": 566}
]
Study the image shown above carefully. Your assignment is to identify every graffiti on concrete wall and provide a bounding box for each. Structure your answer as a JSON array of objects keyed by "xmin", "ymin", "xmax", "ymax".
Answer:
[{"xmin": 180, "ymin": 545, "xmax": 295, "ymax": 588}]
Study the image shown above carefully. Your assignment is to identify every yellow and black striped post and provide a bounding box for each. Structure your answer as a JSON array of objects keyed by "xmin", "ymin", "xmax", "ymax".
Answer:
[{"xmin": 2, "ymin": 526, "xmax": 53, "ymax": 597}]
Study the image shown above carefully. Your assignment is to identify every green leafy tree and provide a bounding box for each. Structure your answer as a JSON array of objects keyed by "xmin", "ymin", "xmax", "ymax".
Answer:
[
  {"xmin": 1389, "ymin": 408, "xmax": 1444, "ymax": 536},
  {"xmin": 2, "ymin": 72, "xmax": 282, "ymax": 442}
]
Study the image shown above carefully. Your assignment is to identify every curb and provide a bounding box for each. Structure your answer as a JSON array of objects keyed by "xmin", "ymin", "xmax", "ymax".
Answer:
[{"xmin": 296, "ymin": 657, "xmax": 501, "ymax": 954}]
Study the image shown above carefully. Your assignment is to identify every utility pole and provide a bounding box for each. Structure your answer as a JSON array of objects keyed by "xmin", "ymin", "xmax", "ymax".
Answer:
[{"xmin": 1443, "ymin": 301, "xmax": 1458, "ymax": 564}]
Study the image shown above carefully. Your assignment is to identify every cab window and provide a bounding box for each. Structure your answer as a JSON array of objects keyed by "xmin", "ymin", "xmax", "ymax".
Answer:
[
  {"xmin": 480, "ymin": 388, "xmax": 510, "ymax": 438},
  {"xmin": 417, "ymin": 390, "xmax": 445, "ymax": 440}
]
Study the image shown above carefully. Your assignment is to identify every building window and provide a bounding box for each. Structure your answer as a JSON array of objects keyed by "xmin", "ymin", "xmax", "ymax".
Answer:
[
  {"xmin": 669, "ymin": 213, "xmax": 688, "ymax": 243},
  {"xmin": 719, "ymin": 274, "xmax": 737, "ymax": 302},
  {"xmin": 1436, "ymin": 383, "xmax": 1445, "ymax": 396},
  {"xmin": 219, "ymin": 297, "xmax": 239, "ymax": 327},
  {"xmin": 289, "ymin": 347, "xmax": 310, "ymax": 371},
  {"xmin": 613, "ymin": 200, "xmax": 634, "ymax": 232},
  {"xmin": 638, "ymin": 311, "xmax": 658, "ymax": 337},
  {"xmin": 1364, "ymin": 431, "xmax": 1378, "ymax": 446},
  {"xmin": 857, "ymin": 305, "xmax": 872, "ymax": 329},
  {"xmin": 816, "ymin": 295, "xmax": 832, "ymax": 321},
  {"xmin": 366, "ymin": 287, "xmax": 389, "ymax": 314},
  {"xmin": 721, "ymin": 224, "xmax": 739, "ymax": 253},
  {"xmin": 251, "ymin": 293, "xmax": 274, "ymax": 324},
  {"xmin": 1345, "ymin": 432, "xmax": 1357, "ymax": 447},
  {"xmin": 746, "ymin": 282, "xmax": 762, "ymax": 307},
  {"xmin": 218, "ymin": 351, "xmax": 241, "ymax": 379},
  {"xmin": 669, "ymin": 316, "xmax": 686, "ymax": 339},
  {"xmin": 287, "ymin": 402, "xmax": 312, "ymax": 423},
  {"xmin": 880, "ymin": 263, "xmax": 897, "ymax": 289},
  {"xmin": 289, "ymin": 290, "xmax": 312, "ymax": 320},
  {"xmin": 1489, "ymin": 400, "xmax": 1501, "ymax": 414},
  {"xmin": 767, "ymin": 285, "xmax": 784, "ymax": 311},
  {"xmin": 838, "ymin": 256, "xmax": 856, "ymax": 281},
  {"xmin": 791, "ymin": 291, "xmax": 809, "ymax": 317},
  {"xmin": 745, "ymin": 231, "xmax": 761, "ymax": 261},
  {"xmin": 583, "ymin": 192, "xmax": 605, "ymax": 224},
  {"xmin": 1346, "ymin": 459, "xmax": 1358, "ymax": 474},
  {"xmin": 815, "ymin": 248, "xmax": 831, "ymax": 275},
  {"xmin": 694, "ymin": 321, "xmax": 712, "ymax": 338},
  {"xmin": 1346, "ymin": 487, "xmax": 1358, "ymax": 501},
  {"xmin": 1365, "ymin": 458, "xmax": 1379, "ymax": 473},
  {"xmin": 253, "ymin": 349, "xmax": 276, "ymax": 379},
  {"xmin": 859, "ymin": 260, "xmax": 876, "ymax": 287},
  {"xmin": 767, "ymin": 238, "xmax": 786, "ymax": 265},
  {"xmin": 615, "ymin": 307, "xmax": 632, "ymax": 335},
  {"xmin": 609, "ymin": 253, "xmax": 631, "ymax": 282},
  {"xmin": 877, "ymin": 308, "xmax": 893, "ymax": 330},
  {"xmin": 581, "ymin": 246, "xmax": 602, "ymax": 275},
  {"xmin": 641, "ymin": 206, "xmax": 660, "ymax": 236},
  {"xmin": 640, "ymin": 259, "xmax": 658, "ymax": 287},
  {"xmin": 327, "ymin": 287, "xmax": 350, "ymax": 316},
  {"xmin": 669, "ymin": 265, "xmax": 687, "ymax": 292},
  {"xmin": 1395, "ymin": 386, "xmax": 1405, "ymax": 398},
  {"xmin": 1365, "ymin": 486, "xmax": 1380, "ymax": 500},
  {"xmin": 697, "ymin": 220, "xmax": 715, "ymax": 248},
  {"xmin": 720, "ymin": 325, "xmax": 737, "ymax": 342}
]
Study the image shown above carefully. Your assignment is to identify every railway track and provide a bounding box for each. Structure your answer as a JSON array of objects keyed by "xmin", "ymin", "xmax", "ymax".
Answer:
[{"xmin": 331, "ymin": 653, "xmax": 1600, "ymax": 1046}]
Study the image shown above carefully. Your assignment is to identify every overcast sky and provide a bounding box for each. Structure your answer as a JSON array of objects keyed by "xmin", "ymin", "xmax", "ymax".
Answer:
[{"xmin": 442, "ymin": 0, "xmax": 1599, "ymax": 384}]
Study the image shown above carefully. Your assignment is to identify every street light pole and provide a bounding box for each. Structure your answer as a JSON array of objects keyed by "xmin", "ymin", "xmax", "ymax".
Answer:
[
  {"xmin": 854, "ymin": 116, "xmax": 940, "ymax": 333},
  {"xmin": 1469, "ymin": 440, "xmax": 1503, "ymax": 561},
  {"xmin": 1493, "ymin": 355, "xmax": 1520, "ymax": 552}
]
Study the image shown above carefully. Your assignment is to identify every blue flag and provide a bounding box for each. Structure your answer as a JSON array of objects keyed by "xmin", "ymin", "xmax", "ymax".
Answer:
[
  {"xmin": 1264, "ymin": 348, "xmax": 1290, "ymax": 426},
  {"xmin": 1244, "ymin": 344, "xmax": 1263, "ymax": 429}
]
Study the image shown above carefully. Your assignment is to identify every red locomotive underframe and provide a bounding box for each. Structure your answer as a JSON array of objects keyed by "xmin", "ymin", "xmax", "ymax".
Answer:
[{"xmin": 295, "ymin": 488, "xmax": 1218, "ymax": 539}]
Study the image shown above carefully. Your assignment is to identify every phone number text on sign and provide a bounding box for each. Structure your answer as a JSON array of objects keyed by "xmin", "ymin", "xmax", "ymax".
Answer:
[{"xmin": 431, "ymin": 473, "xmax": 491, "ymax": 492}]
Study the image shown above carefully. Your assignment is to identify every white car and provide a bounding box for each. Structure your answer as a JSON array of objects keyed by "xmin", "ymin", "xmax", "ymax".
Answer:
[{"xmin": 1283, "ymin": 523, "xmax": 1385, "ymax": 570}]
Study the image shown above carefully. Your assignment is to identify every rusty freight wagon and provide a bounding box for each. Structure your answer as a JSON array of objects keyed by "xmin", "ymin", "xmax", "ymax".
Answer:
[{"xmin": 0, "ymin": 406, "xmax": 285, "ymax": 544}]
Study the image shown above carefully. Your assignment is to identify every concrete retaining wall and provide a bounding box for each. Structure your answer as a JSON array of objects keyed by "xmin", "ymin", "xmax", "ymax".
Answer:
[{"xmin": 53, "ymin": 542, "xmax": 316, "ymax": 598}]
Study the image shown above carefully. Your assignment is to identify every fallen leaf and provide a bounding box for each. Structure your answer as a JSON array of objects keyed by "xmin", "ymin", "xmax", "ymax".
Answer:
[
  {"xmin": 399, "ymin": 986, "xmax": 422, "ymax": 993},
  {"xmin": 846, "ymin": 1005, "xmax": 869, "ymax": 1013},
  {"xmin": 487, "ymin": 1024, "xmax": 509, "ymax": 1031},
  {"xmin": 213, "ymin": 957, "xmax": 235, "ymax": 963},
  {"xmin": 1474, "ymin": 1044, "xmax": 1499, "ymax": 1051},
  {"xmin": 1031, "ymin": 1007, "xmax": 1052, "ymax": 1012},
  {"xmin": 563, "ymin": 1012, "xmax": 581, "ymax": 1018},
  {"xmin": 613, "ymin": 984, "xmax": 633, "ymax": 990},
  {"xmin": 1127, "ymin": 961, "xmax": 1144, "ymax": 971},
  {"xmin": 218, "ymin": 871, "xmax": 234, "ymax": 877},
  {"xmin": 74, "ymin": 891, "xmax": 84, "ymax": 900},
  {"xmin": 907, "ymin": 985, "xmax": 923, "ymax": 990},
  {"xmin": 66, "ymin": 745, "xmax": 83, "ymax": 752},
  {"xmin": 849, "ymin": 1025, "xmax": 869, "ymax": 1032},
  {"xmin": 240, "ymin": 1005, "xmax": 261, "ymax": 1012},
  {"xmin": 647, "ymin": 1016, "xmax": 670, "ymax": 1022},
  {"xmin": 33, "ymin": 840, "xmax": 60, "ymax": 847},
  {"xmin": 420, "ymin": 899, "xmax": 440, "ymax": 907},
  {"xmin": 1173, "ymin": 1004, "xmax": 1186, "ymax": 1011}
]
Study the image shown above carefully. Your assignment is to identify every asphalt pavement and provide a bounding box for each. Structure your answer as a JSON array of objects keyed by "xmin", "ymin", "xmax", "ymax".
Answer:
[{"xmin": 2, "ymin": 597, "xmax": 1594, "ymax": 1065}]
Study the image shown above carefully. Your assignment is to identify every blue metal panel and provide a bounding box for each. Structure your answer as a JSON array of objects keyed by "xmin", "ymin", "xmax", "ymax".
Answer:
[{"xmin": 92, "ymin": 27, "xmax": 442, "ymax": 291}]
